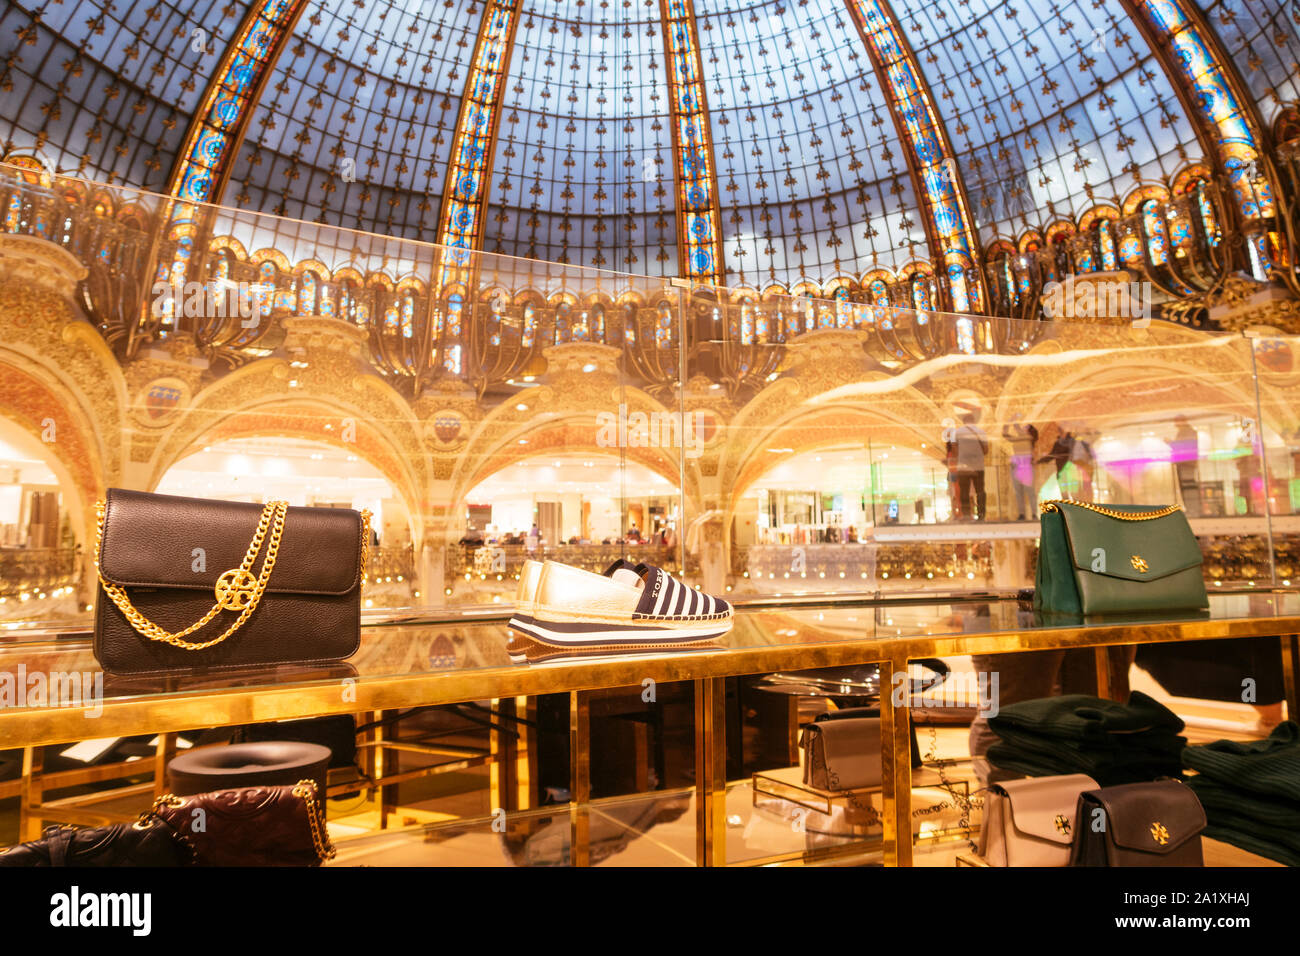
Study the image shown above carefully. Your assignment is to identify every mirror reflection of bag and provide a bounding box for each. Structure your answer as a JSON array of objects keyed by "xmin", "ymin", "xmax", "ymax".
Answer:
[
  {"xmin": 1069, "ymin": 780, "xmax": 1206, "ymax": 867},
  {"xmin": 979, "ymin": 773, "xmax": 1097, "ymax": 867},
  {"xmin": 1034, "ymin": 500, "xmax": 1208, "ymax": 615},
  {"xmin": 800, "ymin": 716, "xmax": 881, "ymax": 790},
  {"xmin": 94, "ymin": 488, "xmax": 368, "ymax": 675}
]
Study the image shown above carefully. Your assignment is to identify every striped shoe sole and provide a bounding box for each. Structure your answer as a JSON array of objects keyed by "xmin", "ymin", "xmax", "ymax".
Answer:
[{"xmin": 506, "ymin": 613, "xmax": 731, "ymax": 648}]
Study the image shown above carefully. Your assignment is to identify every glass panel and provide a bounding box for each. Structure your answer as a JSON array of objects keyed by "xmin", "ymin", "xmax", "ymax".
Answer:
[
  {"xmin": 682, "ymin": 283, "xmax": 1295, "ymax": 599},
  {"xmin": 0, "ymin": 162, "xmax": 687, "ymax": 631},
  {"xmin": 0, "ymin": 159, "xmax": 1296, "ymax": 634}
]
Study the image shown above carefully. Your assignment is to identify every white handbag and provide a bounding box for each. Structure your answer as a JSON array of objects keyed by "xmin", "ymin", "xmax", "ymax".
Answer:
[{"xmin": 979, "ymin": 773, "xmax": 1097, "ymax": 867}]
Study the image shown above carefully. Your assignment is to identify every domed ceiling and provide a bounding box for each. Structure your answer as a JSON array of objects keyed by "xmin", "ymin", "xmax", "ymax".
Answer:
[{"xmin": 0, "ymin": 0, "xmax": 1296, "ymax": 294}]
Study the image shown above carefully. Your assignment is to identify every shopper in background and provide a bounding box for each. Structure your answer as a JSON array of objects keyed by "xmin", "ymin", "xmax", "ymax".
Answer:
[
  {"xmin": 944, "ymin": 423, "xmax": 961, "ymax": 520},
  {"xmin": 1169, "ymin": 416, "xmax": 1201, "ymax": 516},
  {"xmin": 1235, "ymin": 438, "xmax": 1265, "ymax": 516},
  {"xmin": 1002, "ymin": 415, "xmax": 1039, "ymax": 520},
  {"xmin": 953, "ymin": 412, "xmax": 990, "ymax": 521},
  {"xmin": 1038, "ymin": 424, "xmax": 1075, "ymax": 499},
  {"xmin": 1070, "ymin": 428, "xmax": 1096, "ymax": 502}
]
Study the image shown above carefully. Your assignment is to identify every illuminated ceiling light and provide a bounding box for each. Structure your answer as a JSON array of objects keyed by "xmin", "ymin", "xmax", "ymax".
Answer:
[{"xmin": 516, "ymin": 403, "xmax": 528, "ymax": 411}]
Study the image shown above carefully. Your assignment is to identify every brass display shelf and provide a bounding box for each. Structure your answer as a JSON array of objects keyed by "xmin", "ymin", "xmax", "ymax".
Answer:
[{"xmin": 1, "ymin": 593, "xmax": 1297, "ymax": 866}]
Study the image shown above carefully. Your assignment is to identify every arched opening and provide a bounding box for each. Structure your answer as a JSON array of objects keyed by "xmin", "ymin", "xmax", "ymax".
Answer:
[
  {"xmin": 0, "ymin": 419, "xmax": 86, "ymax": 622},
  {"xmin": 451, "ymin": 453, "xmax": 682, "ymax": 602}
]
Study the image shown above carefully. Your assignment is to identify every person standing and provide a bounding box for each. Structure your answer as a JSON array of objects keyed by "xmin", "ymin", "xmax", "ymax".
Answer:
[
  {"xmin": 1002, "ymin": 417, "xmax": 1039, "ymax": 520},
  {"xmin": 1169, "ymin": 416, "xmax": 1201, "ymax": 516},
  {"xmin": 953, "ymin": 412, "xmax": 990, "ymax": 521},
  {"xmin": 1038, "ymin": 425, "xmax": 1075, "ymax": 499},
  {"xmin": 945, "ymin": 433, "xmax": 961, "ymax": 520},
  {"xmin": 1070, "ymin": 429, "xmax": 1096, "ymax": 502}
]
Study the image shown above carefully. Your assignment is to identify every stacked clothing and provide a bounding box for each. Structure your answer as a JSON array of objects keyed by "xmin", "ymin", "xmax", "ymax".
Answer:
[
  {"xmin": 987, "ymin": 691, "xmax": 1186, "ymax": 785},
  {"xmin": 1184, "ymin": 721, "xmax": 1300, "ymax": 867}
]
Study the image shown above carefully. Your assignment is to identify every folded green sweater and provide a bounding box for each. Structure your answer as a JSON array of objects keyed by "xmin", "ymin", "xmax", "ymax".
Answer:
[
  {"xmin": 987, "ymin": 743, "xmax": 1184, "ymax": 786},
  {"xmin": 1182, "ymin": 721, "xmax": 1300, "ymax": 803},
  {"xmin": 989, "ymin": 691, "xmax": 1184, "ymax": 743},
  {"xmin": 1189, "ymin": 774, "xmax": 1300, "ymax": 830}
]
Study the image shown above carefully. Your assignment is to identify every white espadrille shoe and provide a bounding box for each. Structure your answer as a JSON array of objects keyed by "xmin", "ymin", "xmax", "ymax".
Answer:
[{"xmin": 507, "ymin": 559, "xmax": 732, "ymax": 650}]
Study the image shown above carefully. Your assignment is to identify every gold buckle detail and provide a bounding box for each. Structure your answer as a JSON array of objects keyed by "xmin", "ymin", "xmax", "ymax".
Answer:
[
  {"xmin": 1150, "ymin": 821, "xmax": 1170, "ymax": 845},
  {"xmin": 214, "ymin": 568, "xmax": 260, "ymax": 611},
  {"xmin": 1053, "ymin": 814, "xmax": 1070, "ymax": 836},
  {"xmin": 1131, "ymin": 555, "xmax": 1149, "ymax": 573}
]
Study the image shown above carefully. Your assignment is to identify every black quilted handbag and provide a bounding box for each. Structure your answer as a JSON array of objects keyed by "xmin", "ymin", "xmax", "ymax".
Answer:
[{"xmin": 0, "ymin": 816, "xmax": 190, "ymax": 867}]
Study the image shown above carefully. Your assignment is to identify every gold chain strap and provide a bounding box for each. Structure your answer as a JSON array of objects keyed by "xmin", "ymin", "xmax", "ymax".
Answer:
[
  {"xmin": 292, "ymin": 780, "xmax": 337, "ymax": 862},
  {"xmin": 1039, "ymin": 499, "xmax": 1182, "ymax": 520},
  {"xmin": 359, "ymin": 509, "xmax": 372, "ymax": 589},
  {"xmin": 95, "ymin": 498, "xmax": 288, "ymax": 651}
]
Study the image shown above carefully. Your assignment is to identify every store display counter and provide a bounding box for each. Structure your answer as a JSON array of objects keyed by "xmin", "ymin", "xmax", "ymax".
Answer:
[{"xmin": 1, "ymin": 592, "xmax": 1297, "ymax": 866}]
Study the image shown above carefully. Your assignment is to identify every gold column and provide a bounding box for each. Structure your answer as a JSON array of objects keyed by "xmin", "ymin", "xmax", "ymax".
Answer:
[
  {"xmin": 694, "ymin": 676, "xmax": 727, "ymax": 866},
  {"xmin": 1093, "ymin": 647, "xmax": 1115, "ymax": 701},
  {"xmin": 490, "ymin": 696, "xmax": 516, "ymax": 813},
  {"xmin": 152, "ymin": 732, "xmax": 177, "ymax": 798},
  {"xmin": 517, "ymin": 695, "xmax": 535, "ymax": 811},
  {"xmin": 569, "ymin": 691, "xmax": 591, "ymax": 867},
  {"xmin": 19, "ymin": 747, "xmax": 42, "ymax": 842},
  {"xmin": 1282, "ymin": 635, "xmax": 1299, "ymax": 722},
  {"xmin": 878, "ymin": 653, "xmax": 913, "ymax": 867}
]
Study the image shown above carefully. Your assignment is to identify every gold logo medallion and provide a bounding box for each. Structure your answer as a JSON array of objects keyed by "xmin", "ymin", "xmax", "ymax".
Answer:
[
  {"xmin": 214, "ymin": 568, "xmax": 259, "ymax": 611},
  {"xmin": 1131, "ymin": 555, "xmax": 1149, "ymax": 573},
  {"xmin": 1054, "ymin": 814, "xmax": 1070, "ymax": 835},
  {"xmin": 1150, "ymin": 821, "xmax": 1170, "ymax": 845}
]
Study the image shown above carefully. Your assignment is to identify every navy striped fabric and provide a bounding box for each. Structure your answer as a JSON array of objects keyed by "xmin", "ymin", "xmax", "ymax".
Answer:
[{"xmin": 632, "ymin": 567, "xmax": 729, "ymax": 620}]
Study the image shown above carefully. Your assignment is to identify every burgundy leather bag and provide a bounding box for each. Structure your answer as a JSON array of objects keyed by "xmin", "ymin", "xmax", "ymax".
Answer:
[
  {"xmin": 150, "ymin": 780, "xmax": 336, "ymax": 867},
  {"xmin": 94, "ymin": 488, "xmax": 367, "ymax": 675}
]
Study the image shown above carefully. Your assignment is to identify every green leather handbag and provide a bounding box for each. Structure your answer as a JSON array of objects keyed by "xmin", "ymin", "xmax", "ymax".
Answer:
[{"xmin": 1034, "ymin": 501, "xmax": 1209, "ymax": 615}]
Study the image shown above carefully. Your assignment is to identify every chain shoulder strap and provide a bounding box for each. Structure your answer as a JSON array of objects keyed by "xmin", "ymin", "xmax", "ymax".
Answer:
[
  {"xmin": 292, "ymin": 780, "xmax": 337, "ymax": 862},
  {"xmin": 95, "ymin": 498, "xmax": 288, "ymax": 651},
  {"xmin": 1039, "ymin": 500, "xmax": 1182, "ymax": 521},
  {"xmin": 359, "ymin": 509, "xmax": 372, "ymax": 588}
]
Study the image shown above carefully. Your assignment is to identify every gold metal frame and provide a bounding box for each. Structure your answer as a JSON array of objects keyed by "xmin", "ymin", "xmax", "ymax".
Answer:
[{"xmin": 2, "ymin": 613, "xmax": 1297, "ymax": 864}]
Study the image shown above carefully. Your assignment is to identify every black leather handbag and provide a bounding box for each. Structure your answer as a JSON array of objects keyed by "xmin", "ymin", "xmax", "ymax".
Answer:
[
  {"xmin": 1069, "ymin": 779, "xmax": 1206, "ymax": 866},
  {"xmin": 94, "ymin": 488, "xmax": 369, "ymax": 675},
  {"xmin": 0, "ymin": 817, "xmax": 190, "ymax": 867}
]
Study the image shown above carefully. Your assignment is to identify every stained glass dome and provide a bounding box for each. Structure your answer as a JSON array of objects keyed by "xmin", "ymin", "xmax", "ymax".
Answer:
[{"xmin": 1, "ymin": 0, "xmax": 1296, "ymax": 296}]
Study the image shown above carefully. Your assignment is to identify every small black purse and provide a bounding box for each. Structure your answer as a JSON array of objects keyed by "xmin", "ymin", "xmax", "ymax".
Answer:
[{"xmin": 1069, "ymin": 780, "xmax": 1206, "ymax": 867}]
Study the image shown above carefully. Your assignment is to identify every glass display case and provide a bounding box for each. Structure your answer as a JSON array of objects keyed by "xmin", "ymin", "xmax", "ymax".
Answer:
[
  {"xmin": 1, "ymin": 162, "xmax": 1298, "ymax": 633},
  {"xmin": 2, "ymin": 162, "xmax": 1299, "ymax": 868}
]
